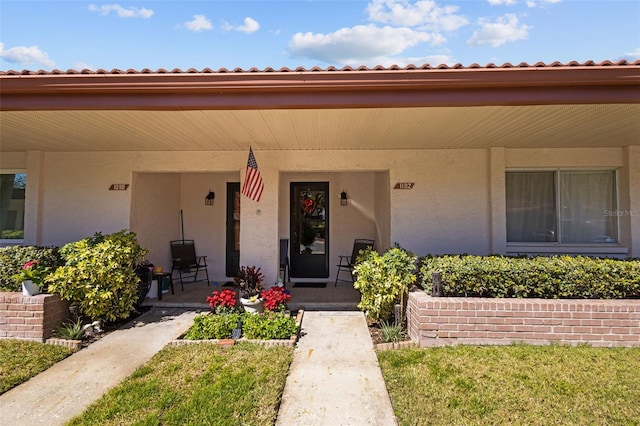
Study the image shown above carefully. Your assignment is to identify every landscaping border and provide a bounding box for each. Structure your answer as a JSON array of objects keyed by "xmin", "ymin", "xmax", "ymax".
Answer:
[
  {"xmin": 169, "ymin": 309, "xmax": 304, "ymax": 348},
  {"xmin": 0, "ymin": 292, "xmax": 69, "ymax": 342},
  {"xmin": 407, "ymin": 290, "xmax": 640, "ymax": 347}
]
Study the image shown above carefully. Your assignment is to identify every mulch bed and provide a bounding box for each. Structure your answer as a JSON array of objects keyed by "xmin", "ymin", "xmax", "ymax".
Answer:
[{"xmin": 78, "ymin": 306, "xmax": 152, "ymax": 348}]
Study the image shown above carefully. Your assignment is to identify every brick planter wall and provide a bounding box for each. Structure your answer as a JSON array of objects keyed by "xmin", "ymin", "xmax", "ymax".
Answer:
[
  {"xmin": 407, "ymin": 290, "xmax": 640, "ymax": 348},
  {"xmin": 0, "ymin": 293, "xmax": 70, "ymax": 342}
]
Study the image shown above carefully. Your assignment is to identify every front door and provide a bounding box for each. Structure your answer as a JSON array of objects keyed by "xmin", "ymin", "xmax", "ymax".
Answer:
[
  {"xmin": 225, "ymin": 183, "xmax": 240, "ymax": 277},
  {"xmin": 290, "ymin": 182, "xmax": 329, "ymax": 278}
]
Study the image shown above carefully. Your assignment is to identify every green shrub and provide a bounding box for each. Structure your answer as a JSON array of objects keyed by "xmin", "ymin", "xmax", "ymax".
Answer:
[
  {"xmin": 46, "ymin": 230, "xmax": 148, "ymax": 322},
  {"xmin": 353, "ymin": 246, "xmax": 417, "ymax": 322},
  {"xmin": 54, "ymin": 319, "xmax": 86, "ymax": 340},
  {"xmin": 183, "ymin": 313, "xmax": 241, "ymax": 340},
  {"xmin": 241, "ymin": 312, "xmax": 297, "ymax": 340},
  {"xmin": 379, "ymin": 320, "xmax": 407, "ymax": 343},
  {"xmin": 0, "ymin": 245, "xmax": 63, "ymax": 292},
  {"xmin": 420, "ymin": 255, "xmax": 640, "ymax": 299}
]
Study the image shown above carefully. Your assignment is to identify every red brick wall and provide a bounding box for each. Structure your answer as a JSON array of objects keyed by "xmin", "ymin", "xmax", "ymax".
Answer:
[
  {"xmin": 0, "ymin": 293, "xmax": 70, "ymax": 342},
  {"xmin": 407, "ymin": 291, "xmax": 640, "ymax": 348}
]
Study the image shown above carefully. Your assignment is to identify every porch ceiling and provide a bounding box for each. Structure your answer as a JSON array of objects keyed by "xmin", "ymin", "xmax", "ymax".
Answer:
[{"xmin": 1, "ymin": 103, "xmax": 638, "ymax": 152}]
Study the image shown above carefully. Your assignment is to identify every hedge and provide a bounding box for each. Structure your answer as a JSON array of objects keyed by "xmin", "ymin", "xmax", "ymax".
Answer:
[
  {"xmin": 419, "ymin": 255, "xmax": 640, "ymax": 299},
  {"xmin": 0, "ymin": 245, "xmax": 64, "ymax": 292}
]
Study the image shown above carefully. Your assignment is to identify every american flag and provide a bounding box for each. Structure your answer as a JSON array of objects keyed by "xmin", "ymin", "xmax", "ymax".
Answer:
[{"xmin": 241, "ymin": 147, "xmax": 264, "ymax": 202}]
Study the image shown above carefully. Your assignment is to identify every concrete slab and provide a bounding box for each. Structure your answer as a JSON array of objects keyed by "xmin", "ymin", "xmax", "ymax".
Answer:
[
  {"xmin": 276, "ymin": 311, "xmax": 398, "ymax": 426},
  {"xmin": 0, "ymin": 308, "xmax": 196, "ymax": 426}
]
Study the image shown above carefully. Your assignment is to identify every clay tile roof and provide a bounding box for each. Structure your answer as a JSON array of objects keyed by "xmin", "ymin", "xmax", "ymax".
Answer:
[{"xmin": 1, "ymin": 60, "xmax": 639, "ymax": 76}]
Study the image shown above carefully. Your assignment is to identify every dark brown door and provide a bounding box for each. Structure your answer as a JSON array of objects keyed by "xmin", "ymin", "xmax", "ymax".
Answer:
[
  {"xmin": 290, "ymin": 182, "xmax": 329, "ymax": 278},
  {"xmin": 226, "ymin": 183, "xmax": 240, "ymax": 277}
]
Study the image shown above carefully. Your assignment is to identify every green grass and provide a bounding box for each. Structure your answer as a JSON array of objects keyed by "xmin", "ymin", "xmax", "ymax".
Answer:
[
  {"xmin": 66, "ymin": 342, "xmax": 294, "ymax": 426},
  {"xmin": 0, "ymin": 339, "xmax": 74, "ymax": 394},
  {"xmin": 378, "ymin": 344, "xmax": 640, "ymax": 425}
]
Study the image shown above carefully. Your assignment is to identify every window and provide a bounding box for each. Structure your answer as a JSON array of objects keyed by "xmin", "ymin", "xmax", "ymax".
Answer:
[
  {"xmin": 506, "ymin": 170, "xmax": 617, "ymax": 244},
  {"xmin": 0, "ymin": 173, "xmax": 26, "ymax": 240}
]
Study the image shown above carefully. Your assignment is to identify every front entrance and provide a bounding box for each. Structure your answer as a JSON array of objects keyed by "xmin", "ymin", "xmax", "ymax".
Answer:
[
  {"xmin": 225, "ymin": 182, "xmax": 240, "ymax": 277},
  {"xmin": 290, "ymin": 182, "xmax": 329, "ymax": 278}
]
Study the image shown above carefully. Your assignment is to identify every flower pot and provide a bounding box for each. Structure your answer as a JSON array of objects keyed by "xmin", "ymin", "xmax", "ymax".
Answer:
[
  {"xmin": 22, "ymin": 280, "xmax": 40, "ymax": 296},
  {"xmin": 240, "ymin": 297, "xmax": 264, "ymax": 314}
]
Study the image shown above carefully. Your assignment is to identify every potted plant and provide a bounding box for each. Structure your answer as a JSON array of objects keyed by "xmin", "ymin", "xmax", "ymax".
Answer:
[
  {"xmin": 234, "ymin": 266, "xmax": 265, "ymax": 313},
  {"xmin": 13, "ymin": 260, "xmax": 49, "ymax": 296}
]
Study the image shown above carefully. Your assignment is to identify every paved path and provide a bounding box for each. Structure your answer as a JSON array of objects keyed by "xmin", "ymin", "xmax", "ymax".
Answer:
[
  {"xmin": 276, "ymin": 311, "xmax": 398, "ymax": 426},
  {"xmin": 1, "ymin": 309, "xmax": 397, "ymax": 426},
  {"xmin": 0, "ymin": 308, "xmax": 196, "ymax": 426}
]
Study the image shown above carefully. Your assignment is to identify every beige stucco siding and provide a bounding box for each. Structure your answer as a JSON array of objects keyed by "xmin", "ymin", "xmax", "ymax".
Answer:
[{"xmin": 3, "ymin": 146, "xmax": 637, "ymax": 282}]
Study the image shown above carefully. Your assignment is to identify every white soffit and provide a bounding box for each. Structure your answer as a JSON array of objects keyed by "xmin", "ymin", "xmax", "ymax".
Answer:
[{"xmin": 0, "ymin": 103, "xmax": 638, "ymax": 152}]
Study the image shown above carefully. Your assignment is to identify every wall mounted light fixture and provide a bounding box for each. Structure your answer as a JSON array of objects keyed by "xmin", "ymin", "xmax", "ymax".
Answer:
[
  {"xmin": 205, "ymin": 190, "xmax": 215, "ymax": 206},
  {"xmin": 340, "ymin": 190, "xmax": 348, "ymax": 206}
]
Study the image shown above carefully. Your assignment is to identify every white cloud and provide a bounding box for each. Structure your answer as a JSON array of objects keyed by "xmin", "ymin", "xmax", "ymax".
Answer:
[
  {"xmin": 0, "ymin": 42, "xmax": 56, "ymax": 68},
  {"xmin": 392, "ymin": 53, "xmax": 455, "ymax": 67},
  {"xmin": 621, "ymin": 48, "xmax": 640, "ymax": 61},
  {"xmin": 367, "ymin": 0, "xmax": 468, "ymax": 31},
  {"xmin": 222, "ymin": 17, "xmax": 260, "ymax": 34},
  {"xmin": 184, "ymin": 15, "xmax": 213, "ymax": 32},
  {"xmin": 526, "ymin": 0, "xmax": 561, "ymax": 7},
  {"xmin": 488, "ymin": 0, "xmax": 517, "ymax": 5},
  {"xmin": 88, "ymin": 4, "xmax": 153, "ymax": 19},
  {"xmin": 467, "ymin": 14, "xmax": 530, "ymax": 47},
  {"xmin": 237, "ymin": 17, "xmax": 260, "ymax": 34},
  {"xmin": 288, "ymin": 24, "xmax": 443, "ymax": 65}
]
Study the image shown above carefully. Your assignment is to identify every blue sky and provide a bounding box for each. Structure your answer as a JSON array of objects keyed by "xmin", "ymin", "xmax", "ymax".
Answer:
[{"xmin": 1, "ymin": 0, "xmax": 639, "ymax": 71}]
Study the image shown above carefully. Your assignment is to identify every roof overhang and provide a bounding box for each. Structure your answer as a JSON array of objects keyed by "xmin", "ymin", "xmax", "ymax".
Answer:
[{"xmin": 1, "ymin": 62, "xmax": 639, "ymax": 152}]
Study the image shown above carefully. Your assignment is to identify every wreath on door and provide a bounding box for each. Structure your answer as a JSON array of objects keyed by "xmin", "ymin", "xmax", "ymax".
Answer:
[{"xmin": 302, "ymin": 197, "xmax": 315, "ymax": 214}]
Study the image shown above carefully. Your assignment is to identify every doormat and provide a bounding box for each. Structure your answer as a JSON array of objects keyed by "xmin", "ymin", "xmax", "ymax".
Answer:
[{"xmin": 292, "ymin": 282, "xmax": 327, "ymax": 288}]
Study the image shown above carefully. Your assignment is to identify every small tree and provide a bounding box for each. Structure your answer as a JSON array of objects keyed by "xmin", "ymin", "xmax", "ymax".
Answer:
[
  {"xmin": 353, "ymin": 245, "xmax": 417, "ymax": 323},
  {"xmin": 46, "ymin": 230, "xmax": 148, "ymax": 322}
]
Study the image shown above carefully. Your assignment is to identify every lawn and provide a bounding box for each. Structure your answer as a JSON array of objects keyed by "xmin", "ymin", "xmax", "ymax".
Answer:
[
  {"xmin": 378, "ymin": 344, "xmax": 640, "ymax": 426},
  {"xmin": 66, "ymin": 342, "xmax": 294, "ymax": 426},
  {"xmin": 0, "ymin": 339, "xmax": 74, "ymax": 394}
]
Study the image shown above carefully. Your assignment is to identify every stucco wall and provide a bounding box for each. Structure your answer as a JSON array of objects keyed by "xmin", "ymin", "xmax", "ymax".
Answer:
[
  {"xmin": 389, "ymin": 149, "xmax": 491, "ymax": 255},
  {"xmin": 7, "ymin": 146, "xmax": 638, "ymax": 283}
]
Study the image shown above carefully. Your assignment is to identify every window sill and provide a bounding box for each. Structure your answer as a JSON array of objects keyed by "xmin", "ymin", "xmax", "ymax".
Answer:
[{"xmin": 506, "ymin": 244, "xmax": 628, "ymax": 257}]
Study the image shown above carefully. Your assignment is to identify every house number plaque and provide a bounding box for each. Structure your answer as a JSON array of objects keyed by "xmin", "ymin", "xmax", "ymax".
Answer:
[
  {"xmin": 394, "ymin": 182, "xmax": 415, "ymax": 189},
  {"xmin": 109, "ymin": 184, "xmax": 130, "ymax": 191}
]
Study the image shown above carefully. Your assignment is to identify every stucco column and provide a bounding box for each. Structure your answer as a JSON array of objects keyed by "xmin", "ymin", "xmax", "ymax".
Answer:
[
  {"xmin": 489, "ymin": 147, "xmax": 506, "ymax": 254},
  {"xmin": 239, "ymin": 154, "xmax": 279, "ymax": 283},
  {"xmin": 24, "ymin": 151, "xmax": 43, "ymax": 246},
  {"xmin": 627, "ymin": 146, "xmax": 640, "ymax": 257}
]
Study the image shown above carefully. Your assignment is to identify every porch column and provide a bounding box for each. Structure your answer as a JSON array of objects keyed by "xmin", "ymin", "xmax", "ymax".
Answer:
[
  {"xmin": 239, "ymin": 154, "xmax": 279, "ymax": 283},
  {"xmin": 627, "ymin": 146, "xmax": 640, "ymax": 258},
  {"xmin": 24, "ymin": 151, "xmax": 43, "ymax": 246},
  {"xmin": 489, "ymin": 147, "xmax": 507, "ymax": 255}
]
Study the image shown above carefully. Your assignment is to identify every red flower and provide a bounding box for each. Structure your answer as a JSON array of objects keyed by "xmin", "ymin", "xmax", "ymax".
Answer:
[
  {"xmin": 261, "ymin": 286, "xmax": 291, "ymax": 311},
  {"xmin": 23, "ymin": 260, "xmax": 39, "ymax": 270},
  {"xmin": 206, "ymin": 289, "xmax": 238, "ymax": 311}
]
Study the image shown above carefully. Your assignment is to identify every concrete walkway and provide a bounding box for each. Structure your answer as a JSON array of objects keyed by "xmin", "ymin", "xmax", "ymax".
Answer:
[
  {"xmin": 276, "ymin": 311, "xmax": 398, "ymax": 426},
  {"xmin": 1, "ymin": 308, "xmax": 397, "ymax": 426},
  {"xmin": 0, "ymin": 308, "xmax": 196, "ymax": 426}
]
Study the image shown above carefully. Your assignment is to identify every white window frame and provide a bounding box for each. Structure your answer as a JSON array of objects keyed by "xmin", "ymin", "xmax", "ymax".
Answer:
[
  {"xmin": 0, "ymin": 170, "xmax": 26, "ymax": 246},
  {"xmin": 505, "ymin": 168, "xmax": 620, "ymax": 247}
]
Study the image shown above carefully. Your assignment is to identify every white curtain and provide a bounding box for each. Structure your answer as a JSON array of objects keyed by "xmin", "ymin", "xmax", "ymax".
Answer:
[
  {"xmin": 560, "ymin": 171, "xmax": 617, "ymax": 243},
  {"xmin": 506, "ymin": 172, "xmax": 556, "ymax": 242}
]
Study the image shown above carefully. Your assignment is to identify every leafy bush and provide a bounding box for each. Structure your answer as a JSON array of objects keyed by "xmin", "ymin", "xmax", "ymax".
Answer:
[
  {"xmin": 420, "ymin": 255, "xmax": 640, "ymax": 299},
  {"xmin": 183, "ymin": 313, "xmax": 241, "ymax": 340},
  {"xmin": 46, "ymin": 230, "xmax": 148, "ymax": 322},
  {"xmin": 241, "ymin": 312, "xmax": 297, "ymax": 340},
  {"xmin": 0, "ymin": 245, "xmax": 63, "ymax": 292},
  {"xmin": 353, "ymin": 245, "xmax": 417, "ymax": 322}
]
